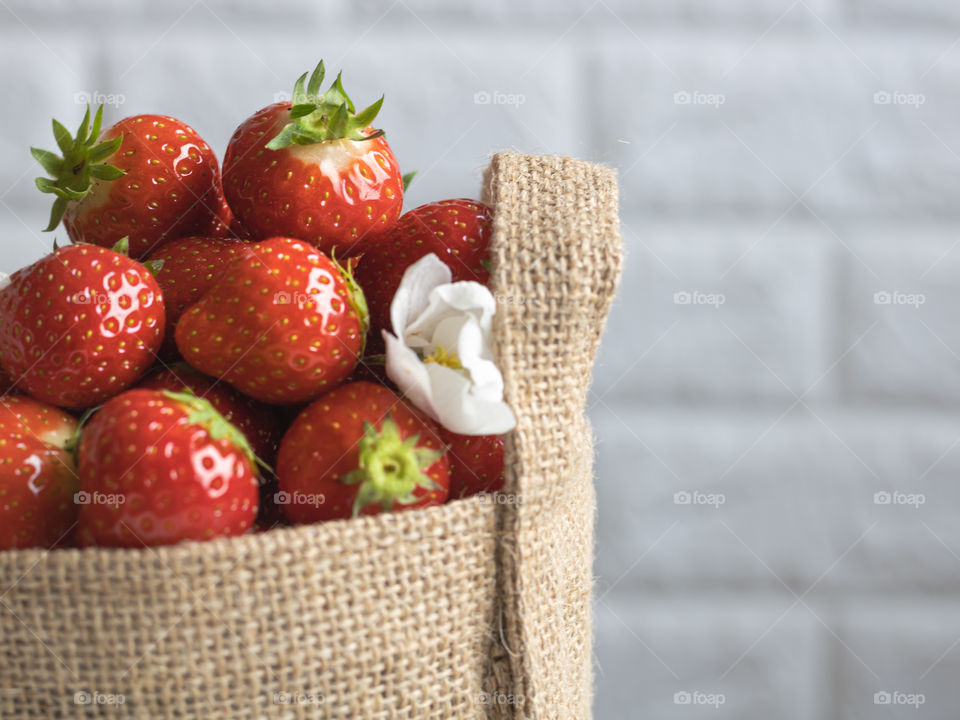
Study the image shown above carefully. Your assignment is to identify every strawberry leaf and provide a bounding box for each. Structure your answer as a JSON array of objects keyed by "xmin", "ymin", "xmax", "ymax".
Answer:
[
  {"xmin": 111, "ymin": 236, "xmax": 130, "ymax": 256},
  {"xmin": 30, "ymin": 147, "xmax": 63, "ymax": 176},
  {"xmin": 90, "ymin": 164, "xmax": 124, "ymax": 181},
  {"xmin": 34, "ymin": 104, "xmax": 126, "ymax": 232},
  {"xmin": 305, "ymin": 60, "xmax": 326, "ymax": 100},
  {"xmin": 88, "ymin": 104, "xmax": 104, "ymax": 145},
  {"xmin": 267, "ymin": 60, "xmax": 385, "ymax": 148},
  {"xmin": 88, "ymin": 135, "xmax": 123, "ymax": 163}
]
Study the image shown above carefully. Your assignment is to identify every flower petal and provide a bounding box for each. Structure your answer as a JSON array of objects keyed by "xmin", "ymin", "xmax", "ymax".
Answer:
[
  {"xmin": 384, "ymin": 330, "xmax": 441, "ymax": 418},
  {"xmin": 406, "ymin": 281, "xmax": 496, "ymax": 341},
  {"xmin": 424, "ymin": 363, "xmax": 517, "ymax": 435},
  {"xmin": 390, "ymin": 254, "xmax": 452, "ymax": 342}
]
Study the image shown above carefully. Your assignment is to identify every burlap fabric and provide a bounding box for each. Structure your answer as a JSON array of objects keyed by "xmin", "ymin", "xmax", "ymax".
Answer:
[{"xmin": 0, "ymin": 152, "xmax": 622, "ymax": 719}]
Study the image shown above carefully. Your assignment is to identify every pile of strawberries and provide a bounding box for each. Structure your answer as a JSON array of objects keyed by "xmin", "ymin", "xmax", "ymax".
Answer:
[{"xmin": 0, "ymin": 61, "xmax": 506, "ymax": 550}]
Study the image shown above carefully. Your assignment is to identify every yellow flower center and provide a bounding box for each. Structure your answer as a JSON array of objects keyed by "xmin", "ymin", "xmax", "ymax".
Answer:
[{"xmin": 422, "ymin": 345, "xmax": 463, "ymax": 370}]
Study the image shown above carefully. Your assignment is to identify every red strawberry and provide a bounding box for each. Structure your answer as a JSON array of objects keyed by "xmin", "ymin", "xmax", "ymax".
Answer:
[
  {"xmin": 76, "ymin": 389, "xmax": 259, "ymax": 548},
  {"xmin": 276, "ymin": 381, "xmax": 449, "ymax": 523},
  {"xmin": 443, "ymin": 432, "xmax": 505, "ymax": 499},
  {"xmin": 138, "ymin": 364, "xmax": 281, "ymax": 465},
  {"xmin": 0, "ymin": 395, "xmax": 79, "ymax": 550},
  {"xmin": 32, "ymin": 105, "xmax": 229, "ymax": 258},
  {"xmin": 175, "ymin": 237, "xmax": 367, "ymax": 405},
  {"xmin": 143, "ymin": 236, "xmax": 253, "ymax": 358},
  {"xmin": 0, "ymin": 243, "xmax": 165, "ymax": 409},
  {"xmin": 223, "ymin": 61, "xmax": 403, "ymax": 255},
  {"xmin": 353, "ymin": 199, "xmax": 492, "ymax": 352}
]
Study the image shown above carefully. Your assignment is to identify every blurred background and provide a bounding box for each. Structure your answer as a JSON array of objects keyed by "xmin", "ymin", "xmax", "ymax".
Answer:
[{"xmin": 2, "ymin": 1, "xmax": 958, "ymax": 717}]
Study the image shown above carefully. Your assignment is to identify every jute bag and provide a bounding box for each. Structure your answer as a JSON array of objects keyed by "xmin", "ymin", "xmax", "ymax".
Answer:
[{"xmin": 0, "ymin": 151, "xmax": 622, "ymax": 719}]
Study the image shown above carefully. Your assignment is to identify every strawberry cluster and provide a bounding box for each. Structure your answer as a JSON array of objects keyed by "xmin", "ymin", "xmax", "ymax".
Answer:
[{"xmin": 0, "ymin": 61, "xmax": 507, "ymax": 550}]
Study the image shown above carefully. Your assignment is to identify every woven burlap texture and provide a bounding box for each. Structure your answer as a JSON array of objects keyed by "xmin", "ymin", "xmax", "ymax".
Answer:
[{"xmin": 0, "ymin": 151, "xmax": 621, "ymax": 720}]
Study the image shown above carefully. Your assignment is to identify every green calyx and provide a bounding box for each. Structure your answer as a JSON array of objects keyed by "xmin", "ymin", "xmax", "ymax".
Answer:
[
  {"xmin": 32, "ymin": 104, "xmax": 125, "ymax": 232},
  {"xmin": 332, "ymin": 252, "xmax": 370, "ymax": 355},
  {"xmin": 63, "ymin": 403, "xmax": 101, "ymax": 466},
  {"xmin": 162, "ymin": 390, "xmax": 259, "ymax": 470},
  {"xmin": 340, "ymin": 415, "xmax": 445, "ymax": 517},
  {"xmin": 111, "ymin": 236, "xmax": 130, "ymax": 256},
  {"xmin": 266, "ymin": 60, "xmax": 385, "ymax": 149}
]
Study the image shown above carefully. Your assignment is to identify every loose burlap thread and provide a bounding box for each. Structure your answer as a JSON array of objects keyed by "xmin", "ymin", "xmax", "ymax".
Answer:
[{"xmin": 0, "ymin": 152, "xmax": 622, "ymax": 719}]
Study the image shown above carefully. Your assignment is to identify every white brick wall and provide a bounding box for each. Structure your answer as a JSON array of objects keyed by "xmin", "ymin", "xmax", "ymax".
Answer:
[{"xmin": 1, "ymin": 1, "xmax": 958, "ymax": 717}]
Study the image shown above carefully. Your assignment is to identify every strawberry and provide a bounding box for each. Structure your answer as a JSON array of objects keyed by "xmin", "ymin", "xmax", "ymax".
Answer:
[
  {"xmin": 222, "ymin": 61, "xmax": 403, "ymax": 255},
  {"xmin": 175, "ymin": 237, "xmax": 367, "ymax": 405},
  {"xmin": 32, "ymin": 105, "xmax": 229, "ymax": 258},
  {"xmin": 0, "ymin": 395, "xmax": 79, "ymax": 550},
  {"xmin": 143, "ymin": 236, "xmax": 253, "ymax": 358},
  {"xmin": 0, "ymin": 242, "xmax": 165, "ymax": 409},
  {"xmin": 442, "ymin": 432, "xmax": 505, "ymax": 499},
  {"xmin": 76, "ymin": 389, "xmax": 259, "ymax": 548},
  {"xmin": 353, "ymin": 199, "xmax": 492, "ymax": 352},
  {"xmin": 138, "ymin": 364, "xmax": 281, "ymax": 466},
  {"xmin": 276, "ymin": 381, "xmax": 449, "ymax": 523}
]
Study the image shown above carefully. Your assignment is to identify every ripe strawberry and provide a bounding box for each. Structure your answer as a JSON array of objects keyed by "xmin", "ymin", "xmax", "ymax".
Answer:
[
  {"xmin": 138, "ymin": 364, "xmax": 281, "ymax": 465},
  {"xmin": 175, "ymin": 237, "xmax": 367, "ymax": 405},
  {"xmin": 76, "ymin": 389, "xmax": 259, "ymax": 548},
  {"xmin": 223, "ymin": 61, "xmax": 403, "ymax": 255},
  {"xmin": 0, "ymin": 243, "xmax": 165, "ymax": 409},
  {"xmin": 353, "ymin": 199, "xmax": 492, "ymax": 352},
  {"xmin": 32, "ymin": 105, "xmax": 229, "ymax": 258},
  {"xmin": 0, "ymin": 395, "xmax": 79, "ymax": 550},
  {"xmin": 143, "ymin": 236, "xmax": 253, "ymax": 358},
  {"xmin": 276, "ymin": 381, "xmax": 449, "ymax": 523},
  {"xmin": 443, "ymin": 432, "xmax": 505, "ymax": 499}
]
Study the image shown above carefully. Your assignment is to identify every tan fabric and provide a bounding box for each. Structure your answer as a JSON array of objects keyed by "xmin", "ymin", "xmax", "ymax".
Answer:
[{"xmin": 0, "ymin": 152, "xmax": 621, "ymax": 719}]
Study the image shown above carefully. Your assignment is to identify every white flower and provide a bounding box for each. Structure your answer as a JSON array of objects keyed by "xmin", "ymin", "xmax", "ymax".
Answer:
[{"xmin": 383, "ymin": 254, "xmax": 516, "ymax": 436}]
